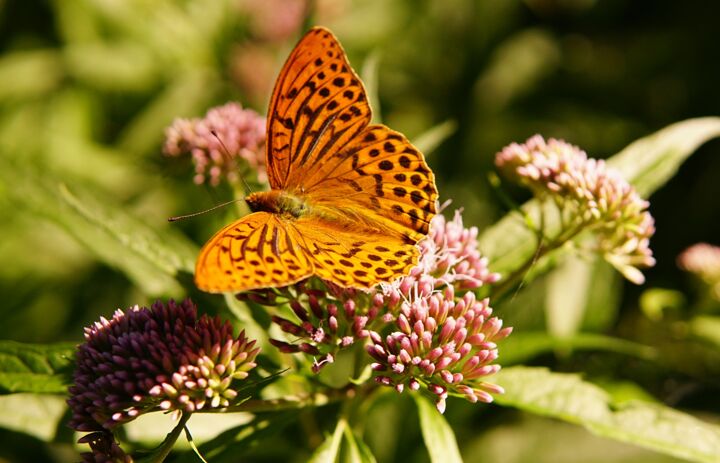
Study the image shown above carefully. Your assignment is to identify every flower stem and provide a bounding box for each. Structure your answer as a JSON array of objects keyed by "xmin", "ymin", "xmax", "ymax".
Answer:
[
  {"xmin": 145, "ymin": 412, "xmax": 192, "ymax": 463},
  {"xmin": 200, "ymin": 386, "xmax": 357, "ymax": 413},
  {"xmin": 490, "ymin": 218, "xmax": 589, "ymax": 302}
]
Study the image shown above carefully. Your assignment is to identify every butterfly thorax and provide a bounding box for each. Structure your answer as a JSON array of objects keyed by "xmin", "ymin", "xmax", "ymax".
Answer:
[{"xmin": 245, "ymin": 190, "xmax": 308, "ymax": 219}]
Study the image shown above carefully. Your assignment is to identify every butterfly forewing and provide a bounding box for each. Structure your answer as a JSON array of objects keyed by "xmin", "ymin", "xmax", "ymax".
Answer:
[
  {"xmin": 195, "ymin": 212, "xmax": 313, "ymax": 292},
  {"xmin": 266, "ymin": 27, "xmax": 372, "ymax": 190},
  {"xmin": 302, "ymin": 124, "xmax": 438, "ymax": 242}
]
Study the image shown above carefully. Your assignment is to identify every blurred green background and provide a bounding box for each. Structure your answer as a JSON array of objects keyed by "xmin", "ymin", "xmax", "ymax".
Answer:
[{"xmin": 1, "ymin": 0, "xmax": 719, "ymax": 462}]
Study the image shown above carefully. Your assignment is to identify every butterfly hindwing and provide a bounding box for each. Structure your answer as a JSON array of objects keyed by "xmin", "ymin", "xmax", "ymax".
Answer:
[
  {"xmin": 288, "ymin": 218, "xmax": 419, "ymax": 289},
  {"xmin": 195, "ymin": 212, "xmax": 313, "ymax": 292}
]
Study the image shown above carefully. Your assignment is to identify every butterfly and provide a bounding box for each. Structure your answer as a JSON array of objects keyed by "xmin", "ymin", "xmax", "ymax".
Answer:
[{"xmin": 195, "ymin": 26, "xmax": 438, "ymax": 292}]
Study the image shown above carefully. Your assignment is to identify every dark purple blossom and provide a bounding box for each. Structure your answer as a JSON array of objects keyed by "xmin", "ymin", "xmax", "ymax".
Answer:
[{"xmin": 68, "ymin": 299, "xmax": 259, "ymax": 434}]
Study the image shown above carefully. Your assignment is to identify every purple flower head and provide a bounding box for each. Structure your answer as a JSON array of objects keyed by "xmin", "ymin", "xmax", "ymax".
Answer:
[
  {"xmin": 67, "ymin": 299, "xmax": 259, "ymax": 434},
  {"xmin": 163, "ymin": 102, "xmax": 266, "ymax": 186},
  {"xmin": 495, "ymin": 135, "xmax": 655, "ymax": 284},
  {"xmin": 366, "ymin": 290, "xmax": 511, "ymax": 413}
]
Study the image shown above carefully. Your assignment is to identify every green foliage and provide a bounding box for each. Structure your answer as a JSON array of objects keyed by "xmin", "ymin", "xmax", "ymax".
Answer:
[
  {"xmin": 0, "ymin": 341, "xmax": 74, "ymax": 394},
  {"xmin": 415, "ymin": 395, "xmax": 463, "ymax": 463},
  {"xmin": 1, "ymin": 1, "xmax": 720, "ymax": 462},
  {"xmin": 494, "ymin": 367, "xmax": 720, "ymax": 463}
]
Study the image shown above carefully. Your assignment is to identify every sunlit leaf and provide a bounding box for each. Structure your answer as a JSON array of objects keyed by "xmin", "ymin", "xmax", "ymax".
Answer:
[
  {"xmin": 412, "ymin": 120, "xmax": 457, "ymax": 157},
  {"xmin": 361, "ymin": 50, "xmax": 382, "ymax": 125},
  {"xmin": 309, "ymin": 418, "xmax": 346, "ymax": 463},
  {"xmin": 493, "ymin": 367, "xmax": 720, "ymax": 463},
  {"xmin": 0, "ymin": 158, "xmax": 196, "ymax": 295},
  {"xmin": 689, "ymin": 315, "xmax": 720, "ymax": 346},
  {"xmin": 342, "ymin": 425, "xmax": 377, "ymax": 463},
  {"xmin": 545, "ymin": 253, "xmax": 593, "ymax": 337},
  {"xmin": 172, "ymin": 411, "xmax": 301, "ymax": 463},
  {"xmin": 0, "ymin": 394, "xmax": 67, "ymax": 441},
  {"xmin": 414, "ymin": 395, "xmax": 462, "ymax": 463},
  {"xmin": 498, "ymin": 332, "xmax": 656, "ymax": 365},
  {"xmin": 607, "ymin": 117, "xmax": 720, "ymax": 197},
  {"xmin": 0, "ymin": 50, "xmax": 62, "ymax": 102},
  {"xmin": 0, "ymin": 341, "xmax": 74, "ymax": 394}
]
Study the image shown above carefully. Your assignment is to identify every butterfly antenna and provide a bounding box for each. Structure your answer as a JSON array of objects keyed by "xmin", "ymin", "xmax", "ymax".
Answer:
[
  {"xmin": 210, "ymin": 130, "xmax": 254, "ymax": 196},
  {"xmin": 168, "ymin": 198, "xmax": 245, "ymax": 222}
]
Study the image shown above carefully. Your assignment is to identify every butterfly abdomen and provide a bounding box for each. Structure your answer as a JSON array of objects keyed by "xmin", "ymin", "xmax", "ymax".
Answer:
[{"xmin": 246, "ymin": 191, "xmax": 308, "ymax": 219}]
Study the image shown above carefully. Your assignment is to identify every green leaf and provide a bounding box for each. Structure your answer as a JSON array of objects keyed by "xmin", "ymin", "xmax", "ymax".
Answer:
[
  {"xmin": 57, "ymin": 183, "xmax": 197, "ymax": 278},
  {"xmin": 607, "ymin": 117, "xmax": 720, "ymax": 197},
  {"xmin": 414, "ymin": 395, "xmax": 463, "ymax": 463},
  {"xmin": 480, "ymin": 117, "xmax": 720, "ymax": 280},
  {"xmin": 173, "ymin": 411, "xmax": 301, "ymax": 463},
  {"xmin": 0, "ymin": 341, "xmax": 75, "ymax": 394},
  {"xmin": 545, "ymin": 254, "xmax": 623, "ymax": 336},
  {"xmin": 493, "ymin": 366, "xmax": 720, "ymax": 463},
  {"xmin": 0, "ymin": 49, "xmax": 63, "ymax": 102},
  {"xmin": 545, "ymin": 253, "xmax": 593, "ymax": 337},
  {"xmin": 689, "ymin": 315, "xmax": 720, "ymax": 346},
  {"xmin": 0, "ymin": 393, "xmax": 67, "ymax": 441},
  {"xmin": 350, "ymin": 434, "xmax": 378, "ymax": 463},
  {"xmin": 118, "ymin": 69, "xmax": 220, "ymax": 156},
  {"xmin": 65, "ymin": 42, "xmax": 159, "ymax": 92},
  {"xmin": 0, "ymin": 158, "xmax": 197, "ymax": 295},
  {"xmin": 640, "ymin": 288, "xmax": 686, "ymax": 321},
  {"xmin": 341, "ymin": 425, "xmax": 377, "ymax": 463},
  {"xmin": 361, "ymin": 50, "xmax": 382, "ymax": 125},
  {"xmin": 309, "ymin": 418, "xmax": 346, "ymax": 463},
  {"xmin": 498, "ymin": 332, "xmax": 656, "ymax": 365},
  {"xmin": 412, "ymin": 120, "xmax": 457, "ymax": 157}
]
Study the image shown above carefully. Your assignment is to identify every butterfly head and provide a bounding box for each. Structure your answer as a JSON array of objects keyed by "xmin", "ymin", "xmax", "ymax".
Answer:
[{"xmin": 246, "ymin": 190, "xmax": 309, "ymax": 219}]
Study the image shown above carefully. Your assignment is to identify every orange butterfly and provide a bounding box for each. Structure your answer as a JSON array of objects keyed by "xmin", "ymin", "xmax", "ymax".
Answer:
[{"xmin": 195, "ymin": 27, "xmax": 438, "ymax": 292}]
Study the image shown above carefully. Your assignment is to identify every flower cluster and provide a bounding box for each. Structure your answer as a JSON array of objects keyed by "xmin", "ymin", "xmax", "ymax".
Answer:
[
  {"xmin": 367, "ymin": 290, "xmax": 511, "ymax": 413},
  {"xmin": 163, "ymin": 102, "xmax": 266, "ymax": 186},
  {"xmin": 256, "ymin": 208, "xmax": 509, "ymax": 411},
  {"xmin": 243, "ymin": 282, "xmax": 385, "ymax": 373},
  {"xmin": 678, "ymin": 243, "xmax": 720, "ymax": 300},
  {"xmin": 495, "ymin": 135, "xmax": 655, "ymax": 284},
  {"xmin": 68, "ymin": 299, "xmax": 259, "ymax": 434},
  {"xmin": 262, "ymin": 210, "xmax": 500, "ymax": 365},
  {"xmin": 381, "ymin": 210, "xmax": 501, "ymax": 305}
]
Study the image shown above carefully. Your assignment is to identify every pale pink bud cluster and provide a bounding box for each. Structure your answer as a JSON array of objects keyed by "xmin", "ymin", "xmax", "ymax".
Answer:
[
  {"xmin": 246, "ymin": 283, "xmax": 385, "ymax": 373},
  {"xmin": 259, "ymin": 210, "xmax": 503, "ymax": 377},
  {"xmin": 495, "ymin": 135, "xmax": 655, "ymax": 284},
  {"xmin": 678, "ymin": 243, "xmax": 720, "ymax": 300},
  {"xmin": 380, "ymin": 209, "xmax": 501, "ymax": 306},
  {"xmin": 163, "ymin": 102, "xmax": 266, "ymax": 186},
  {"xmin": 68, "ymin": 299, "xmax": 259, "ymax": 436},
  {"xmin": 367, "ymin": 290, "xmax": 511, "ymax": 413}
]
